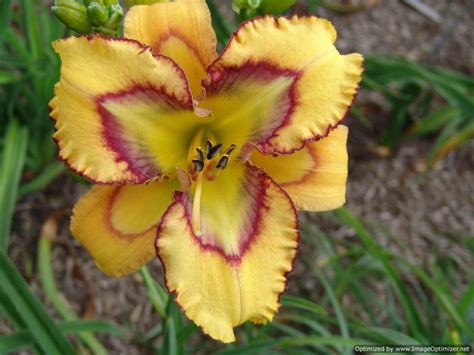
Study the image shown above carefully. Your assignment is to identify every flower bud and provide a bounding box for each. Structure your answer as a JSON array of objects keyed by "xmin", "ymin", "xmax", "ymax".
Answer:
[
  {"xmin": 52, "ymin": 0, "xmax": 92, "ymax": 34},
  {"xmin": 259, "ymin": 0, "xmax": 296, "ymax": 14},
  {"xmin": 87, "ymin": 2, "xmax": 108, "ymax": 26},
  {"xmin": 232, "ymin": 0, "xmax": 262, "ymax": 20},
  {"xmin": 233, "ymin": 0, "xmax": 295, "ymax": 18},
  {"xmin": 232, "ymin": 0, "xmax": 262, "ymax": 13},
  {"xmin": 106, "ymin": 4, "xmax": 123, "ymax": 28},
  {"xmin": 124, "ymin": 0, "xmax": 169, "ymax": 8},
  {"xmin": 52, "ymin": 0, "xmax": 124, "ymax": 36}
]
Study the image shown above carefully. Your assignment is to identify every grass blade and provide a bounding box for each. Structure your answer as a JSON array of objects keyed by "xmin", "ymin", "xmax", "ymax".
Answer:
[
  {"xmin": 313, "ymin": 266, "xmax": 351, "ymax": 354},
  {"xmin": 38, "ymin": 220, "xmax": 109, "ymax": 355},
  {"xmin": 18, "ymin": 161, "xmax": 64, "ymax": 197},
  {"xmin": 0, "ymin": 320, "xmax": 121, "ymax": 354},
  {"xmin": 0, "ymin": 120, "xmax": 28, "ymax": 250},
  {"xmin": 428, "ymin": 121, "xmax": 474, "ymax": 165},
  {"xmin": 335, "ymin": 207, "xmax": 427, "ymax": 340},
  {"xmin": 280, "ymin": 295, "xmax": 326, "ymax": 315},
  {"xmin": 0, "ymin": 0, "xmax": 13, "ymax": 47},
  {"xmin": 408, "ymin": 106, "xmax": 460, "ymax": 137},
  {"xmin": 139, "ymin": 266, "xmax": 168, "ymax": 318},
  {"xmin": 394, "ymin": 255, "xmax": 474, "ymax": 340},
  {"xmin": 0, "ymin": 250, "xmax": 75, "ymax": 354}
]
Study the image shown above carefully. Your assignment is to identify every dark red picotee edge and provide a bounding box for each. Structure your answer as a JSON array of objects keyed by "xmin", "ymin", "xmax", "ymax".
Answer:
[
  {"xmin": 154, "ymin": 163, "xmax": 300, "ymax": 331},
  {"xmin": 152, "ymin": 31, "xmax": 209, "ymax": 68},
  {"xmin": 204, "ymin": 15, "xmax": 364, "ymax": 157},
  {"xmin": 49, "ymin": 34, "xmax": 195, "ymax": 185},
  {"xmin": 96, "ymin": 84, "xmax": 194, "ymax": 183}
]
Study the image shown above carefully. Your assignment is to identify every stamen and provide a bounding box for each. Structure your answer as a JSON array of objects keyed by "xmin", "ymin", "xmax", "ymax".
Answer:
[
  {"xmin": 205, "ymin": 139, "xmax": 214, "ymax": 157},
  {"xmin": 187, "ymin": 128, "xmax": 205, "ymax": 165},
  {"xmin": 216, "ymin": 155, "xmax": 229, "ymax": 169},
  {"xmin": 192, "ymin": 159, "xmax": 204, "ymax": 172},
  {"xmin": 192, "ymin": 172, "xmax": 203, "ymax": 236},
  {"xmin": 225, "ymin": 144, "xmax": 237, "ymax": 155},
  {"xmin": 196, "ymin": 147, "xmax": 205, "ymax": 162},
  {"xmin": 207, "ymin": 143, "xmax": 223, "ymax": 160}
]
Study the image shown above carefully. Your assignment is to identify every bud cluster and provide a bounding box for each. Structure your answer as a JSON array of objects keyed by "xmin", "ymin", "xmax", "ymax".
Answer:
[
  {"xmin": 52, "ymin": 0, "xmax": 123, "ymax": 36},
  {"xmin": 232, "ymin": 0, "xmax": 296, "ymax": 20}
]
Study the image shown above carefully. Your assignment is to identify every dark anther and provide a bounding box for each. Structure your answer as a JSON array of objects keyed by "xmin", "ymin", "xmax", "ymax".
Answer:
[
  {"xmin": 207, "ymin": 143, "xmax": 223, "ymax": 160},
  {"xmin": 192, "ymin": 159, "xmax": 204, "ymax": 172},
  {"xmin": 196, "ymin": 147, "xmax": 205, "ymax": 162},
  {"xmin": 225, "ymin": 144, "xmax": 237, "ymax": 155},
  {"xmin": 216, "ymin": 155, "xmax": 229, "ymax": 169},
  {"xmin": 205, "ymin": 139, "xmax": 213, "ymax": 157}
]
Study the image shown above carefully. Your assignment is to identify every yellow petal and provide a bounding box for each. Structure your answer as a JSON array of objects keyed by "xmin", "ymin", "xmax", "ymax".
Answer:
[
  {"xmin": 124, "ymin": 0, "xmax": 217, "ymax": 97},
  {"xmin": 251, "ymin": 125, "xmax": 348, "ymax": 211},
  {"xmin": 50, "ymin": 35, "xmax": 201, "ymax": 183},
  {"xmin": 71, "ymin": 179, "xmax": 178, "ymax": 277},
  {"xmin": 156, "ymin": 164, "xmax": 298, "ymax": 342},
  {"xmin": 202, "ymin": 16, "xmax": 362, "ymax": 154}
]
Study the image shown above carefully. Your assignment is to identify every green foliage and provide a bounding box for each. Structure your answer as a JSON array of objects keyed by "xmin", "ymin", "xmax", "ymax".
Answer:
[
  {"xmin": 0, "ymin": 0, "xmax": 65, "ymax": 182},
  {"xmin": 129, "ymin": 210, "xmax": 473, "ymax": 354},
  {"xmin": 0, "ymin": 121, "xmax": 27, "ymax": 249},
  {"xmin": 0, "ymin": 250, "xmax": 75, "ymax": 354},
  {"xmin": 37, "ymin": 228, "xmax": 109, "ymax": 354},
  {"xmin": 0, "ymin": 319, "xmax": 121, "ymax": 354},
  {"xmin": 213, "ymin": 209, "xmax": 473, "ymax": 354},
  {"xmin": 362, "ymin": 55, "xmax": 474, "ymax": 165}
]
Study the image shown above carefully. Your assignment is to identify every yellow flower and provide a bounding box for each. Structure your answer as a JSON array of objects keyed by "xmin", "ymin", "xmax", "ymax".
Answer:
[{"xmin": 49, "ymin": 0, "xmax": 362, "ymax": 343}]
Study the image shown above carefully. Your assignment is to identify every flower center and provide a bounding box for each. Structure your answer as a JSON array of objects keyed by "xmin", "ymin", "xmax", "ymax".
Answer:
[{"xmin": 185, "ymin": 128, "xmax": 237, "ymax": 236}]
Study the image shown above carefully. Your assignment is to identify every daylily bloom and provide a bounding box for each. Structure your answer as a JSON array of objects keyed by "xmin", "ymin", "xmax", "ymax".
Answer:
[{"xmin": 49, "ymin": 0, "xmax": 362, "ymax": 343}]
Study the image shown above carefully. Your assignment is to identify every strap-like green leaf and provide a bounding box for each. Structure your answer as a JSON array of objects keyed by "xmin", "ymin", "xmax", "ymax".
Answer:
[{"xmin": 0, "ymin": 251, "xmax": 75, "ymax": 355}]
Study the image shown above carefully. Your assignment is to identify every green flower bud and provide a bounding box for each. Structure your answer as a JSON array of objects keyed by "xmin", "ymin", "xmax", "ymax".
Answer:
[
  {"xmin": 52, "ymin": 0, "xmax": 91, "ymax": 34},
  {"xmin": 104, "ymin": 4, "xmax": 123, "ymax": 31},
  {"xmin": 124, "ymin": 0, "xmax": 169, "ymax": 8},
  {"xmin": 87, "ymin": 2, "xmax": 108, "ymax": 26},
  {"xmin": 90, "ymin": 2, "xmax": 123, "ymax": 36},
  {"xmin": 52, "ymin": 0, "xmax": 124, "ymax": 36},
  {"xmin": 83, "ymin": 0, "xmax": 101, "ymax": 5},
  {"xmin": 232, "ymin": 0, "xmax": 262, "ymax": 13},
  {"xmin": 259, "ymin": 0, "xmax": 296, "ymax": 14}
]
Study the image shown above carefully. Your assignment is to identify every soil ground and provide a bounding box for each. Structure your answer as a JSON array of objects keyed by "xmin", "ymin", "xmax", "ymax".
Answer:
[{"xmin": 3, "ymin": 1, "xmax": 474, "ymax": 353}]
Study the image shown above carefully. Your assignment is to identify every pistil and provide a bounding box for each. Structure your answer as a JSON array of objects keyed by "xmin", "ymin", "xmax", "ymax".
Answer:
[
  {"xmin": 192, "ymin": 171, "xmax": 203, "ymax": 236},
  {"xmin": 187, "ymin": 134, "xmax": 237, "ymax": 237}
]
